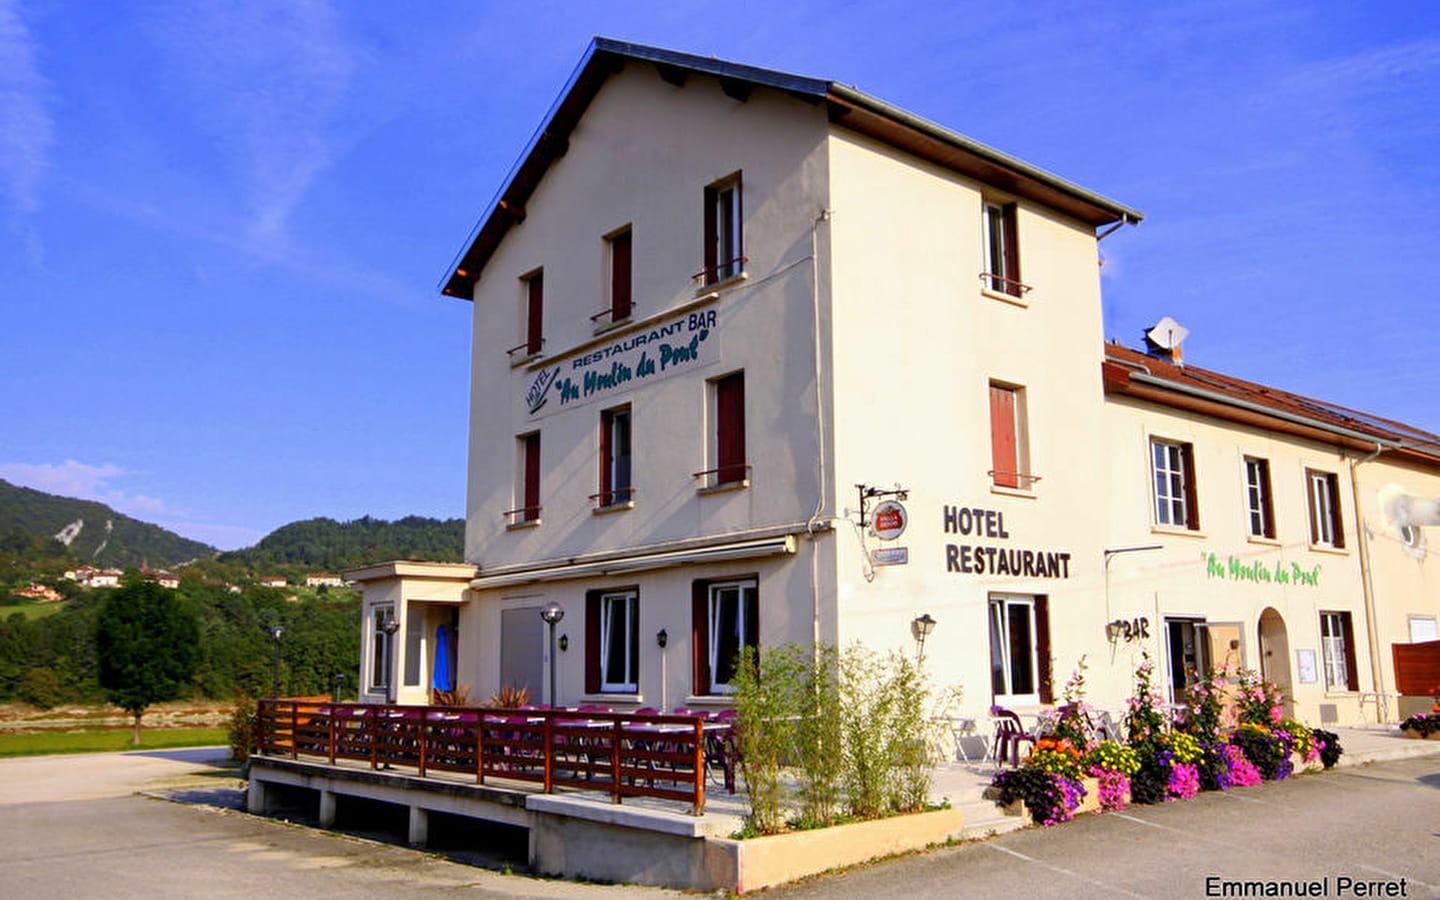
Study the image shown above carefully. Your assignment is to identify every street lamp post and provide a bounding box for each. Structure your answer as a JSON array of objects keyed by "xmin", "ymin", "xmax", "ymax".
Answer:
[
  {"xmin": 269, "ymin": 625, "xmax": 285, "ymax": 698},
  {"xmin": 380, "ymin": 612, "xmax": 400, "ymax": 706},
  {"xmin": 540, "ymin": 601, "xmax": 565, "ymax": 708}
]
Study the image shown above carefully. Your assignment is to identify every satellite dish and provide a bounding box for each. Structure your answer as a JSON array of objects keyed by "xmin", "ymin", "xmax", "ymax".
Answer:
[{"xmin": 1145, "ymin": 316, "xmax": 1189, "ymax": 350}]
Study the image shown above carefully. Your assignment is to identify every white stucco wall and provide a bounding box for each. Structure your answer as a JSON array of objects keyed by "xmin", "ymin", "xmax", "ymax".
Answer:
[
  {"xmin": 822, "ymin": 128, "xmax": 1114, "ymax": 718},
  {"xmin": 466, "ymin": 60, "xmax": 832, "ymax": 570},
  {"xmin": 1102, "ymin": 395, "xmax": 1374, "ymax": 724}
]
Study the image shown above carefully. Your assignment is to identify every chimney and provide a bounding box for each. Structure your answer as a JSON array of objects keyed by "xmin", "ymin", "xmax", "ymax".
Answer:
[{"xmin": 1143, "ymin": 316, "xmax": 1189, "ymax": 366}]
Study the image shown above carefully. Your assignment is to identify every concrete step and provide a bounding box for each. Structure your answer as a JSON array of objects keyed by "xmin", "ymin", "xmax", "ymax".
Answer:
[{"xmin": 953, "ymin": 799, "xmax": 1029, "ymax": 841}]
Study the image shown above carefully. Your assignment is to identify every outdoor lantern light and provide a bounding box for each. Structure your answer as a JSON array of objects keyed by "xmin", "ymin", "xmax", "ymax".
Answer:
[
  {"xmin": 379, "ymin": 612, "xmax": 400, "ymax": 705},
  {"xmin": 656, "ymin": 628, "xmax": 668, "ymax": 648},
  {"xmin": 910, "ymin": 614, "xmax": 936, "ymax": 661},
  {"xmin": 269, "ymin": 625, "xmax": 285, "ymax": 699},
  {"xmin": 558, "ymin": 634, "xmax": 569, "ymax": 652},
  {"xmin": 539, "ymin": 602, "xmax": 565, "ymax": 707}
]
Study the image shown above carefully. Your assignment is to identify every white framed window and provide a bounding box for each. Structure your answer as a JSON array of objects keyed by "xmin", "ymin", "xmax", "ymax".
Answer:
[
  {"xmin": 989, "ymin": 593, "xmax": 1043, "ymax": 704},
  {"xmin": 1307, "ymin": 470, "xmax": 1344, "ymax": 548},
  {"xmin": 703, "ymin": 174, "xmax": 743, "ymax": 285},
  {"xmin": 1320, "ymin": 611, "xmax": 1354, "ymax": 690},
  {"xmin": 982, "ymin": 200, "xmax": 1023, "ymax": 297},
  {"xmin": 1244, "ymin": 457, "xmax": 1274, "ymax": 538},
  {"xmin": 706, "ymin": 579, "xmax": 757, "ymax": 694},
  {"xmin": 1408, "ymin": 616, "xmax": 1439, "ymax": 643},
  {"xmin": 597, "ymin": 406, "xmax": 633, "ymax": 506},
  {"xmin": 598, "ymin": 590, "xmax": 638, "ymax": 693},
  {"xmin": 1152, "ymin": 439, "xmax": 1197, "ymax": 529},
  {"xmin": 370, "ymin": 606, "xmax": 394, "ymax": 691}
]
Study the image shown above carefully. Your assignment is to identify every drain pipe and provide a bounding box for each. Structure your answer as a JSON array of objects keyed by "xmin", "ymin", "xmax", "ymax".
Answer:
[
  {"xmin": 1349, "ymin": 441, "xmax": 1387, "ymax": 722},
  {"xmin": 807, "ymin": 208, "xmax": 834, "ymax": 648}
]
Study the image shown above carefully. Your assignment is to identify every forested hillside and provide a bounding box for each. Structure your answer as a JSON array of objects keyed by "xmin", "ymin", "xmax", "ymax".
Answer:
[
  {"xmin": 0, "ymin": 577, "xmax": 360, "ymax": 707},
  {"xmin": 0, "ymin": 479, "xmax": 216, "ymax": 567},
  {"xmin": 219, "ymin": 515, "xmax": 464, "ymax": 570}
]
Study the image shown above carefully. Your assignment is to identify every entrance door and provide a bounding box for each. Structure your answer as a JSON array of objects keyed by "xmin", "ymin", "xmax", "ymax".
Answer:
[
  {"xmin": 500, "ymin": 606, "xmax": 544, "ymax": 702},
  {"xmin": 1257, "ymin": 608, "xmax": 1294, "ymax": 718},
  {"xmin": 1165, "ymin": 618, "xmax": 1210, "ymax": 701}
]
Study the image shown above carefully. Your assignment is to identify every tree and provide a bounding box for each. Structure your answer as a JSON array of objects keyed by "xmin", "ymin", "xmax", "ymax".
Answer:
[{"xmin": 96, "ymin": 578, "xmax": 200, "ymax": 744}]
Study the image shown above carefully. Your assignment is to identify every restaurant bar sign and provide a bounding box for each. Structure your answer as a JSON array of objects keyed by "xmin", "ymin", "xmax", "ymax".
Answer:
[
  {"xmin": 525, "ymin": 309, "xmax": 718, "ymax": 417},
  {"xmin": 942, "ymin": 504, "xmax": 1072, "ymax": 579}
]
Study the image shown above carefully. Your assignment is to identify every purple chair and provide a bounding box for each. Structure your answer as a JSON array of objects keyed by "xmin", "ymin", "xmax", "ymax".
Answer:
[{"xmin": 989, "ymin": 705, "xmax": 1038, "ymax": 767}]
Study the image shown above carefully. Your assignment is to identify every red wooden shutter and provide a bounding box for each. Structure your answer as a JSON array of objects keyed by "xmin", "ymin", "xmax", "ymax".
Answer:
[
  {"xmin": 1259, "ymin": 460, "xmax": 1276, "ymax": 539},
  {"xmin": 611, "ymin": 231, "xmax": 632, "ymax": 321},
  {"xmin": 598, "ymin": 411, "xmax": 613, "ymax": 505},
  {"xmin": 716, "ymin": 373, "xmax": 745, "ymax": 483},
  {"xmin": 523, "ymin": 433, "xmax": 541, "ymax": 520},
  {"xmin": 526, "ymin": 273, "xmax": 544, "ymax": 355},
  {"xmin": 989, "ymin": 385, "xmax": 1018, "ymax": 488},
  {"xmin": 1001, "ymin": 203, "xmax": 1021, "ymax": 295},
  {"xmin": 703, "ymin": 186, "xmax": 718, "ymax": 286},
  {"xmin": 1181, "ymin": 444, "xmax": 1199, "ymax": 530},
  {"xmin": 692, "ymin": 582, "xmax": 710, "ymax": 695},
  {"xmin": 1341, "ymin": 612, "xmax": 1359, "ymax": 691},
  {"xmin": 1034, "ymin": 595, "xmax": 1053, "ymax": 704},
  {"xmin": 585, "ymin": 591, "xmax": 601, "ymax": 694},
  {"xmin": 1329, "ymin": 474, "xmax": 1345, "ymax": 548}
]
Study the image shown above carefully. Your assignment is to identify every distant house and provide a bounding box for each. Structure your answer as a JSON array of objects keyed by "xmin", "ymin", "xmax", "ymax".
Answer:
[
  {"xmin": 305, "ymin": 574, "xmax": 344, "ymax": 588},
  {"xmin": 259, "ymin": 576, "xmax": 288, "ymax": 589},
  {"xmin": 14, "ymin": 584, "xmax": 62, "ymax": 602},
  {"xmin": 84, "ymin": 569, "xmax": 122, "ymax": 588},
  {"xmin": 63, "ymin": 566, "xmax": 97, "ymax": 582},
  {"xmin": 154, "ymin": 571, "xmax": 180, "ymax": 589}
]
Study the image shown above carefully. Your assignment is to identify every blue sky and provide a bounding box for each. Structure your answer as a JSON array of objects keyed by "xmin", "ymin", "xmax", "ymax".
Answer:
[{"xmin": 2, "ymin": 0, "xmax": 1437, "ymax": 550}]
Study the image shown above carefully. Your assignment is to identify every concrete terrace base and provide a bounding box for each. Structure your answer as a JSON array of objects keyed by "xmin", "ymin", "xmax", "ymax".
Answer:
[
  {"xmin": 247, "ymin": 757, "xmax": 965, "ymax": 892},
  {"xmin": 711, "ymin": 808, "xmax": 967, "ymax": 893}
]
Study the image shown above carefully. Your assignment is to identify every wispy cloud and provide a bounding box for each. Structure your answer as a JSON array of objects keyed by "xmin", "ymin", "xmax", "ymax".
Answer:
[
  {"xmin": 0, "ymin": 0, "xmax": 53, "ymax": 259},
  {"xmin": 0, "ymin": 459, "xmax": 178, "ymax": 519},
  {"xmin": 145, "ymin": 0, "xmax": 356, "ymax": 250}
]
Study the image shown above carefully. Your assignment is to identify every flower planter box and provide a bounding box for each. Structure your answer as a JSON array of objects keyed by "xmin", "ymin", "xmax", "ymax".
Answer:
[
  {"xmin": 1399, "ymin": 728, "xmax": 1440, "ymax": 740},
  {"xmin": 710, "ymin": 807, "xmax": 966, "ymax": 893},
  {"xmin": 1074, "ymin": 776, "xmax": 1102, "ymax": 814}
]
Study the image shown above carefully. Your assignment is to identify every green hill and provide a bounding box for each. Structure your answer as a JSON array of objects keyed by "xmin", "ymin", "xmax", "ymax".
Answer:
[
  {"xmin": 219, "ymin": 515, "xmax": 464, "ymax": 571},
  {"xmin": 0, "ymin": 479, "xmax": 216, "ymax": 568}
]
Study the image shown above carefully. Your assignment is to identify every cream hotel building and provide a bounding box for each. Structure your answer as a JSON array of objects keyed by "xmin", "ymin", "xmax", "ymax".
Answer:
[{"xmin": 351, "ymin": 40, "xmax": 1440, "ymax": 730}]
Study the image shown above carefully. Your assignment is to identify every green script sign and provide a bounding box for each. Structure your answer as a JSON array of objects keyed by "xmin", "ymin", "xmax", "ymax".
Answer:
[{"xmin": 1204, "ymin": 552, "xmax": 1320, "ymax": 587}]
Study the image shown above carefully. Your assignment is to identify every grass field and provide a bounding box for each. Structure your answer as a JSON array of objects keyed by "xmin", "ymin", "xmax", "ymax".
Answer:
[
  {"xmin": 0, "ymin": 600, "xmax": 66, "ymax": 621},
  {"xmin": 0, "ymin": 727, "xmax": 229, "ymax": 757}
]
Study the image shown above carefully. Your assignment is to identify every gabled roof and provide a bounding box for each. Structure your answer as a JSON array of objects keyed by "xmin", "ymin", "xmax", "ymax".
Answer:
[
  {"xmin": 440, "ymin": 38, "xmax": 1143, "ymax": 298},
  {"xmin": 1103, "ymin": 342, "xmax": 1440, "ymax": 464}
]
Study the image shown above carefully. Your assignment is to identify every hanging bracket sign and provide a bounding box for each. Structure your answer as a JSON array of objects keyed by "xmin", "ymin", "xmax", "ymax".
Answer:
[{"xmin": 872, "ymin": 500, "xmax": 908, "ymax": 540}]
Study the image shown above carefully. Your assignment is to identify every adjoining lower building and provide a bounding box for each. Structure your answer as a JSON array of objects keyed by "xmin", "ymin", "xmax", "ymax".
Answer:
[{"xmin": 349, "ymin": 38, "xmax": 1440, "ymax": 730}]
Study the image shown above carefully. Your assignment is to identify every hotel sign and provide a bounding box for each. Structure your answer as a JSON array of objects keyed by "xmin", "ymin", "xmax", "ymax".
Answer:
[
  {"xmin": 942, "ymin": 504, "xmax": 1073, "ymax": 579},
  {"xmin": 525, "ymin": 309, "xmax": 718, "ymax": 418}
]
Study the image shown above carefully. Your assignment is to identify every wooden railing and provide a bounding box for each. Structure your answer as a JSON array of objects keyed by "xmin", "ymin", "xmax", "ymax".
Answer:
[{"xmin": 255, "ymin": 700, "xmax": 715, "ymax": 814}]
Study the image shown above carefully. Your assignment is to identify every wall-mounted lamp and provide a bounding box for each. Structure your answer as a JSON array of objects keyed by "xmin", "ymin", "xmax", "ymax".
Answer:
[
  {"xmin": 910, "ymin": 613, "xmax": 936, "ymax": 661},
  {"xmin": 558, "ymin": 634, "xmax": 569, "ymax": 652},
  {"xmin": 656, "ymin": 628, "xmax": 668, "ymax": 649}
]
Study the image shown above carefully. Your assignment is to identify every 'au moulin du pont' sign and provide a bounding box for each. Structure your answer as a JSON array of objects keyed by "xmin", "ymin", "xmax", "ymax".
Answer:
[
  {"xmin": 525, "ymin": 308, "xmax": 718, "ymax": 417},
  {"xmin": 942, "ymin": 504, "xmax": 1072, "ymax": 579},
  {"xmin": 1204, "ymin": 553, "xmax": 1321, "ymax": 587}
]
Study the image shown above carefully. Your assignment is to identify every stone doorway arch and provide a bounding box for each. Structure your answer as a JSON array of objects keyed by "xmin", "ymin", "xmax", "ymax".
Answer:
[{"xmin": 1257, "ymin": 607, "xmax": 1295, "ymax": 718}]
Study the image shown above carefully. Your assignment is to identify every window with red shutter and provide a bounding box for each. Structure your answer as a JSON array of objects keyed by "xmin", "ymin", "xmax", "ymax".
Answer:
[
  {"xmin": 989, "ymin": 383, "xmax": 1020, "ymax": 488},
  {"xmin": 714, "ymin": 372, "xmax": 746, "ymax": 486},
  {"xmin": 702, "ymin": 174, "xmax": 742, "ymax": 286},
  {"xmin": 609, "ymin": 229, "xmax": 632, "ymax": 322},
  {"xmin": 525, "ymin": 271, "xmax": 544, "ymax": 355},
  {"xmin": 519, "ymin": 432, "xmax": 540, "ymax": 522}
]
